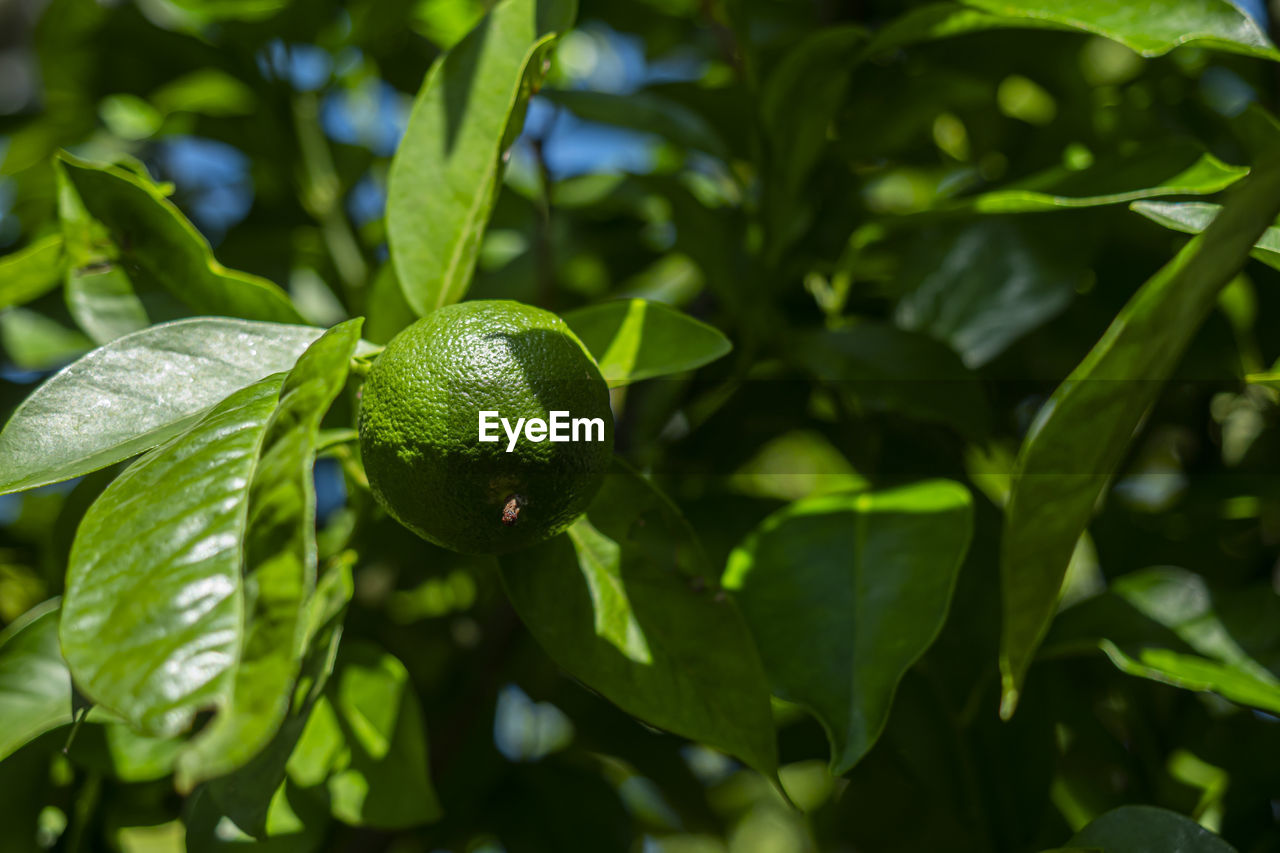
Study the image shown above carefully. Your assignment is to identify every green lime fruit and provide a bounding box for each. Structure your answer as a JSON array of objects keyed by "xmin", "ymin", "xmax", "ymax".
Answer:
[{"xmin": 358, "ymin": 300, "xmax": 614, "ymax": 554}]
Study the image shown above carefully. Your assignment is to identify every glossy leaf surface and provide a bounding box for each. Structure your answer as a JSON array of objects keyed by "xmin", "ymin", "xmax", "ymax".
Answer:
[{"xmin": 562, "ymin": 299, "xmax": 732, "ymax": 386}]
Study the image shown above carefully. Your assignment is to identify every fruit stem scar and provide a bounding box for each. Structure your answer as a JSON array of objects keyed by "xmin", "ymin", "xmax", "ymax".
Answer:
[{"xmin": 502, "ymin": 494, "xmax": 525, "ymax": 527}]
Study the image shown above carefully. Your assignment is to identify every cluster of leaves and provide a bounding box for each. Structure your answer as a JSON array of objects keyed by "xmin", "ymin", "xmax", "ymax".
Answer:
[{"xmin": 2, "ymin": 0, "xmax": 1280, "ymax": 850}]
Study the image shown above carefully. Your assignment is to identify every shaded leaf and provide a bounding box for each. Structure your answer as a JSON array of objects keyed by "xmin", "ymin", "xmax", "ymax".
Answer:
[
  {"xmin": 1063, "ymin": 805, "xmax": 1236, "ymax": 852},
  {"xmin": 175, "ymin": 320, "xmax": 362, "ymax": 790},
  {"xmin": 499, "ymin": 465, "xmax": 778, "ymax": 776},
  {"xmin": 0, "ymin": 600, "xmax": 72, "ymax": 762},
  {"xmin": 1132, "ymin": 199, "xmax": 1280, "ymax": 271},
  {"xmin": 562, "ymin": 299, "xmax": 731, "ymax": 387},
  {"xmin": 61, "ymin": 375, "xmax": 284, "ymax": 737},
  {"xmin": 58, "ymin": 155, "xmax": 304, "ymax": 325},
  {"xmin": 0, "ymin": 318, "xmax": 327, "ymax": 495},
  {"xmin": 723, "ymin": 481, "xmax": 973, "ymax": 772},
  {"xmin": 796, "ymin": 321, "xmax": 988, "ymax": 439},
  {"xmin": 387, "ymin": 0, "xmax": 576, "ymax": 315},
  {"xmin": 999, "ymin": 155, "xmax": 1280, "ymax": 718},
  {"xmin": 65, "ymin": 264, "xmax": 151, "ymax": 345},
  {"xmin": 894, "ymin": 220, "xmax": 1085, "ymax": 367},
  {"xmin": 1045, "ymin": 568, "xmax": 1280, "ymax": 714},
  {"xmin": 0, "ymin": 235, "xmax": 65, "ymax": 311},
  {"xmin": 288, "ymin": 642, "xmax": 441, "ymax": 829},
  {"xmin": 0, "ymin": 308, "xmax": 91, "ymax": 370}
]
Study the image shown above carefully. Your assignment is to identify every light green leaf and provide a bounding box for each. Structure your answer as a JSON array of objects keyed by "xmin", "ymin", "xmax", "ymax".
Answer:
[
  {"xmin": 66, "ymin": 264, "xmax": 151, "ymax": 345},
  {"xmin": 287, "ymin": 642, "xmax": 440, "ymax": 829},
  {"xmin": 1061, "ymin": 805, "xmax": 1237, "ymax": 852},
  {"xmin": 562, "ymin": 299, "xmax": 732, "ymax": 387},
  {"xmin": 61, "ymin": 375, "xmax": 284, "ymax": 737},
  {"xmin": 999, "ymin": 155, "xmax": 1280, "ymax": 718},
  {"xmin": 151, "ymin": 69, "xmax": 256, "ymax": 117},
  {"xmin": 0, "ymin": 308, "xmax": 91, "ymax": 370},
  {"xmin": 723, "ymin": 481, "xmax": 973, "ymax": 773},
  {"xmin": 542, "ymin": 89, "xmax": 730, "ymax": 160},
  {"xmin": 499, "ymin": 465, "xmax": 778, "ymax": 777},
  {"xmin": 1045, "ymin": 567, "xmax": 1280, "ymax": 714},
  {"xmin": 796, "ymin": 321, "xmax": 989, "ymax": 439},
  {"xmin": 0, "ymin": 317, "xmax": 327, "ymax": 496},
  {"xmin": 1133, "ymin": 199, "xmax": 1280, "ymax": 272},
  {"xmin": 0, "ymin": 235, "xmax": 65, "ymax": 311},
  {"xmin": 387, "ymin": 0, "xmax": 577, "ymax": 315},
  {"xmin": 0, "ymin": 600, "xmax": 72, "ymax": 762},
  {"xmin": 175, "ymin": 320, "xmax": 361, "ymax": 790},
  {"xmin": 952, "ymin": 0, "xmax": 1279, "ymax": 59},
  {"xmin": 58, "ymin": 155, "xmax": 304, "ymax": 325},
  {"xmin": 950, "ymin": 148, "xmax": 1247, "ymax": 214}
]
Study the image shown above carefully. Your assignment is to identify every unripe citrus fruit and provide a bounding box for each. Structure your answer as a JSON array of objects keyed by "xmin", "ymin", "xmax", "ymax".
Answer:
[{"xmin": 358, "ymin": 300, "xmax": 614, "ymax": 554}]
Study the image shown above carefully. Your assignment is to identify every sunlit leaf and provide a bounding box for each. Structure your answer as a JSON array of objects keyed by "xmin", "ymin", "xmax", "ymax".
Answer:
[
  {"xmin": 723, "ymin": 481, "xmax": 973, "ymax": 772},
  {"xmin": 562, "ymin": 299, "xmax": 731, "ymax": 387},
  {"xmin": 175, "ymin": 320, "xmax": 361, "ymax": 790},
  {"xmin": 0, "ymin": 235, "xmax": 65, "ymax": 311},
  {"xmin": 0, "ymin": 600, "xmax": 72, "ymax": 762},
  {"xmin": 499, "ymin": 465, "xmax": 778, "ymax": 777},
  {"xmin": 58, "ymin": 155, "xmax": 304, "ymax": 325},
  {"xmin": 387, "ymin": 0, "xmax": 577, "ymax": 315},
  {"xmin": 1132, "ymin": 199, "xmax": 1280, "ymax": 271},
  {"xmin": 60, "ymin": 376, "xmax": 283, "ymax": 737},
  {"xmin": 0, "ymin": 318, "xmax": 327, "ymax": 496},
  {"xmin": 287, "ymin": 642, "xmax": 441, "ymax": 829},
  {"xmin": 999, "ymin": 155, "xmax": 1280, "ymax": 718}
]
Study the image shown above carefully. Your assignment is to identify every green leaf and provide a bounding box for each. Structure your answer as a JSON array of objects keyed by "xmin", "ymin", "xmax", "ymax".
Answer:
[
  {"xmin": 1062, "ymin": 805, "xmax": 1237, "ymax": 852},
  {"xmin": 542, "ymin": 89, "xmax": 730, "ymax": 160},
  {"xmin": 894, "ymin": 220, "xmax": 1084, "ymax": 368},
  {"xmin": 953, "ymin": 0, "xmax": 1279, "ymax": 59},
  {"xmin": 175, "ymin": 320, "xmax": 361, "ymax": 790},
  {"xmin": 796, "ymin": 321, "xmax": 988, "ymax": 439},
  {"xmin": 0, "ymin": 317, "xmax": 327, "ymax": 496},
  {"xmin": 0, "ymin": 235, "xmax": 65, "ymax": 311},
  {"xmin": 949, "ymin": 148, "xmax": 1247, "ymax": 214},
  {"xmin": 562, "ymin": 299, "xmax": 732, "ymax": 387},
  {"xmin": 61, "ymin": 374, "xmax": 284, "ymax": 737},
  {"xmin": 0, "ymin": 600, "xmax": 72, "ymax": 762},
  {"xmin": 287, "ymin": 642, "xmax": 441, "ymax": 829},
  {"xmin": 1132, "ymin": 200, "xmax": 1280, "ymax": 272},
  {"xmin": 723, "ymin": 481, "xmax": 973, "ymax": 773},
  {"xmin": 0, "ymin": 308, "xmax": 91, "ymax": 370},
  {"xmin": 387, "ymin": 0, "xmax": 576, "ymax": 315},
  {"xmin": 499, "ymin": 465, "xmax": 778, "ymax": 776},
  {"xmin": 58, "ymin": 155, "xmax": 304, "ymax": 325},
  {"xmin": 66, "ymin": 264, "xmax": 151, "ymax": 345},
  {"xmin": 998, "ymin": 154, "xmax": 1280, "ymax": 718},
  {"xmin": 1045, "ymin": 568, "xmax": 1280, "ymax": 714}
]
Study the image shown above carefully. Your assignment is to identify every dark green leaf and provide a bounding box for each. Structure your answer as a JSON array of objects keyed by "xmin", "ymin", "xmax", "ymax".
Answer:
[
  {"xmin": 0, "ymin": 318, "xmax": 327, "ymax": 496},
  {"xmin": 796, "ymin": 321, "xmax": 988, "ymax": 439},
  {"xmin": 1063, "ymin": 805, "xmax": 1236, "ymax": 852},
  {"xmin": 387, "ymin": 0, "xmax": 577, "ymax": 315},
  {"xmin": 500, "ymin": 465, "xmax": 778, "ymax": 776},
  {"xmin": 175, "ymin": 320, "xmax": 362, "ymax": 790},
  {"xmin": 562, "ymin": 299, "xmax": 732, "ymax": 387},
  {"xmin": 1045, "ymin": 568, "xmax": 1280, "ymax": 714},
  {"xmin": 999, "ymin": 155, "xmax": 1280, "ymax": 718},
  {"xmin": 0, "ymin": 600, "xmax": 72, "ymax": 762},
  {"xmin": 60, "ymin": 375, "xmax": 284, "ymax": 737},
  {"xmin": 287, "ymin": 642, "xmax": 441, "ymax": 829},
  {"xmin": 894, "ymin": 220, "xmax": 1084, "ymax": 367},
  {"xmin": 58, "ymin": 155, "xmax": 304, "ymax": 325},
  {"xmin": 723, "ymin": 481, "xmax": 973, "ymax": 772},
  {"xmin": 0, "ymin": 235, "xmax": 65, "ymax": 311}
]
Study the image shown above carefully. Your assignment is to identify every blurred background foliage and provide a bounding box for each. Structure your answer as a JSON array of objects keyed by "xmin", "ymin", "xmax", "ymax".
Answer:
[{"xmin": 2, "ymin": 0, "xmax": 1280, "ymax": 850}]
